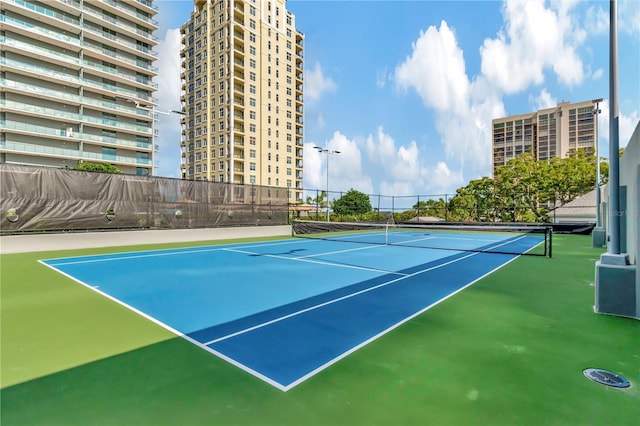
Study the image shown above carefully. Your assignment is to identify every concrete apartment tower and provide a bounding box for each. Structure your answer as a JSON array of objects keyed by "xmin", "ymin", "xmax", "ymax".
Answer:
[
  {"xmin": 0, "ymin": 0, "xmax": 159, "ymax": 175},
  {"xmin": 180, "ymin": 0, "xmax": 304, "ymax": 203},
  {"xmin": 492, "ymin": 100, "xmax": 600, "ymax": 176}
]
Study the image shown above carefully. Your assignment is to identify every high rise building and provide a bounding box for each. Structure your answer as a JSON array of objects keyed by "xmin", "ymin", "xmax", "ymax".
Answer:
[
  {"xmin": 179, "ymin": 0, "xmax": 304, "ymax": 203},
  {"xmin": 492, "ymin": 100, "xmax": 599, "ymax": 175},
  {"xmin": 1, "ymin": 0, "xmax": 159, "ymax": 175}
]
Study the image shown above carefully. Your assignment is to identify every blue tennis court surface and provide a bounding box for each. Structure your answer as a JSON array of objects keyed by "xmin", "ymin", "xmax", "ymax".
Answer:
[{"xmin": 41, "ymin": 233, "xmax": 544, "ymax": 390}]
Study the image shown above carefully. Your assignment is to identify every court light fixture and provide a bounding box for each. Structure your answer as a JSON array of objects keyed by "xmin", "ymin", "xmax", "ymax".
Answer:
[{"xmin": 313, "ymin": 146, "xmax": 341, "ymax": 222}]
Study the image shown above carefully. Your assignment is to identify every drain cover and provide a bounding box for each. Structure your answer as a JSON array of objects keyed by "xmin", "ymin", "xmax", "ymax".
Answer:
[{"xmin": 583, "ymin": 368, "xmax": 630, "ymax": 388}]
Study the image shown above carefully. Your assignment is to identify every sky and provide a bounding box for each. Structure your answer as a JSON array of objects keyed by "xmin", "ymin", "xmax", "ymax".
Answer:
[{"xmin": 152, "ymin": 0, "xmax": 640, "ymax": 199}]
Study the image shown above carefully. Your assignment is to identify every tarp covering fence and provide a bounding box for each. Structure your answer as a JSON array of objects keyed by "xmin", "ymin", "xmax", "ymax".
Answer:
[{"xmin": 0, "ymin": 164, "xmax": 289, "ymax": 233}]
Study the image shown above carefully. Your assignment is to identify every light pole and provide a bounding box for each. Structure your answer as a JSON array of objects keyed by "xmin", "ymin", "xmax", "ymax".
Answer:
[
  {"xmin": 592, "ymin": 98, "xmax": 603, "ymax": 228},
  {"xmin": 127, "ymin": 99, "xmax": 183, "ymax": 176},
  {"xmin": 314, "ymin": 146, "xmax": 340, "ymax": 221}
]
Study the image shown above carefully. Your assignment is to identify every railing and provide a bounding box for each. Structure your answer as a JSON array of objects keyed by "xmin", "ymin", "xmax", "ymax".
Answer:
[
  {"xmin": 5, "ymin": 0, "xmax": 80, "ymax": 26},
  {"xmin": 1, "ymin": 57, "xmax": 81, "ymax": 84},
  {"xmin": 0, "ymin": 36, "xmax": 81, "ymax": 66},
  {"xmin": 0, "ymin": 141, "xmax": 152, "ymax": 165},
  {"xmin": 0, "ymin": 15, "xmax": 80, "ymax": 46}
]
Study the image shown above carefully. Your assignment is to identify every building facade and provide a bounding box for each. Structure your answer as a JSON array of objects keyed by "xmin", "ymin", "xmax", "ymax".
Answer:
[
  {"xmin": 1, "ymin": 0, "xmax": 159, "ymax": 175},
  {"xmin": 180, "ymin": 0, "xmax": 304, "ymax": 203},
  {"xmin": 492, "ymin": 100, "xmax": 599, "ymax": 175}
]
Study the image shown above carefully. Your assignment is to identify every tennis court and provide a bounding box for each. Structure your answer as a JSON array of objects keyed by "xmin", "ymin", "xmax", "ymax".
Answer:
[{"xmin": 41, "ymin": 222, "xmax": 549, "ymax": 390}]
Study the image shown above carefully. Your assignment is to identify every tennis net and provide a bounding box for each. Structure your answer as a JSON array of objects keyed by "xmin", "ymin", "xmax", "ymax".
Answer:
[{"xmin": 291, "ymin": 220, "xmax": 552, "ymax": 257}]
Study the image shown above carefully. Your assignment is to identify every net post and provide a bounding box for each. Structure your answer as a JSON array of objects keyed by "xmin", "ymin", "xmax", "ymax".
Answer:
[{"xmin": 547, "ymin": 227, "xmax": 553, "ymax": 258}]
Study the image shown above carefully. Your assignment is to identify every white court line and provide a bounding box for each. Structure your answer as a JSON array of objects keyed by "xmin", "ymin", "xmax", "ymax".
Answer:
[
  {"xmin": 42, "ymin": 233, "xmax": 532, "ymax": 392},
  {"xmin": 43, "ymin": 238, "xmax": 311, "ymax": 266},
  {"xmin": 204, "ymin": 235, "xmax": 527, "ymax": 348},
  {"xmin": 38, "ymin": 259, "xmax": 289, "ymax": 392},
  {"xmin": 222, "ymin": 247, "xmax": 408, "ymax": 276}
]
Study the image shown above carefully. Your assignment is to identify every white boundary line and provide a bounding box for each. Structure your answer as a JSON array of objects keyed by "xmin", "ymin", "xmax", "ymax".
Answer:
[
  {"xmin": 38, "ymin": 259, "xmax": 289, "ymax": 392},
  {"xmin": 40, "ymin": 234, "xmax": 539, "ymax": 391}
]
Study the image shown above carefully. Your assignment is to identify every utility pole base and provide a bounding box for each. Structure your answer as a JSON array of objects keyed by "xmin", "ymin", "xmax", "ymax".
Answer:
[
  {"xmin": 591, "ymin": 227, "xmax": 606, "ymax": 247},
  {"xmin": 595, "ymin": 254, "xmax": 638, "ymax": 319}
]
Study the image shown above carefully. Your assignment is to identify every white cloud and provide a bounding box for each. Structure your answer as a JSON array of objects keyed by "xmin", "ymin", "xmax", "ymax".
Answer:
[
  {"xmin": 480, "ymin": 0, "xmax": 585, "ymax": 93},
  {"xmin": 429, "ymin": 162, "xmax": 465, "ymax": 195},
  {"xmin": 393, "ymin": 20, "xmax": 507, "ymax": 179},
  {"xmin": 434, "ymin": 96, "xmax": 503, "ymax": 176},
  {"xmin": 304, "ymin": 62, "xmax": 336, "ymax": 102},
  {"xmin": 620, "ymin": 114, "xmax": 640, "ymax": 147},
  {"xmin": 304, "ymin": 132, "xmax": 373, "ymax": 196},
  {"xmin": 376, "ymin": 67, "xmax": 388, "ymax": 88},
  {"xmin": 365, "ymin": 127, "xmax": 464, "ymax": 195},
  {"xmin": 530, "ymin": 89, "xmax": 557, "ymax": 110},
  {"xmin": 585, "ymin": 5, "xmax": 609, "ymax": 35},
  {"xmin": 619, "ymin": 0, "xmax": 640, "ymax": 35},
  {"xmin": 154, "ymin": 28, "xmax": 183, "ymax": 178},
  {"xmin": 594, "ymin": 101, "xmax": 639, "ymax": 149},
  {"xmin": 592, "ymin": 68, "xmax": 604, "ymax": 80},
  {"xmin": 395, "ymin": 20, "xmax": 470, "ymax": 114}
]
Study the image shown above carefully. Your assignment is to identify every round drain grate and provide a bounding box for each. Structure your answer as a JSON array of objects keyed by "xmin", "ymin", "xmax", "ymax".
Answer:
[{"xmin": 583, "ymin": 368, "xmax": 630, "ymax": 388}]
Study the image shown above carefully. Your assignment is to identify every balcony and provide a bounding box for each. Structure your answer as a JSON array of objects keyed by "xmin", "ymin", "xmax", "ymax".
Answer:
[
  {"xmin": 0, "ymin": 140, "xmax": 152, "ymax": 166},
  {"xmin": 1, "ymin": 99, "xmax": 81, "ymax": 122},
  {"xmin": 1, "ymin": 35, "xmax": 81, "ymax": 70},
  {"xmin": 233, "ymin": 1, "xmax": 245, "ymax": 19},
  {"xmin": 0, "ymin": 15, "xmax": 80, "ymax": 50},
  {"xmin": 81, "ymin": 59, "xmax": 155, "ymax": 90},
  {"xmin": 81, "ymin": 115, "xmax": 152, "ymax": 135},
  {"xmin": 1, "ymin": 78, "xmax": 81, "ymax": 105},
  {"xmin": 3, "ymin": 0, "xmax": 80, "ymax": 33},
  {"xmin": 100, "ymin": 0, "xmax": 159, "ymax": 29},
  {"xmin": 82, "ymin": 23, "xmax": 157, "ymax": 60}
]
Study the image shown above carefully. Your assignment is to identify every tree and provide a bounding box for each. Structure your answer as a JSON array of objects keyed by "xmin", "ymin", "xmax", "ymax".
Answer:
[
  {"xmin": 332, "ymin": 189, "xmax": 372, "ymax": 215},
  {"xmin": 74, "ymin": 162, "xmax": 122, "ymax": 174}
]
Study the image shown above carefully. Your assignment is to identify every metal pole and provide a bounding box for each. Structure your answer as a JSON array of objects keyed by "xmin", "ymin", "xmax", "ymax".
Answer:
[
  {"xmin": 608, "ymin": 0, "xmax": 620, "ymax": 254},
  {"xmin": 326, "ymin": 152, "xmax": 330, "ymax": 222},
  {"xmin": 314, "ymin": 147, "xmax": 340, "ymax": 222},
  {"xmin": 593, "ymin": 98, "xmax": 603, "ymax": 227}
]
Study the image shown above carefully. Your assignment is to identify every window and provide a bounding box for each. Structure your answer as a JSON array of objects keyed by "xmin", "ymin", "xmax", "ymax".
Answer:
[
  {"xmin": 250, "ymin": 162, "xmax": 256, "ymax": 171},
  {"xmin": 102, "ymin": 147, "xmax": 116, "ymax": 158}
]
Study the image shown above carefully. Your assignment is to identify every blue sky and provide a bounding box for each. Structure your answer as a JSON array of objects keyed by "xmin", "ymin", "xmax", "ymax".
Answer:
[{"xmin": 153, "ymin": 0, "xmax": 639, "ymax": 198}]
